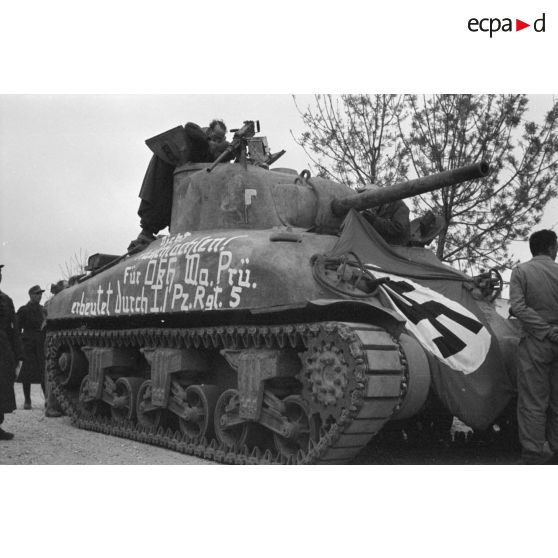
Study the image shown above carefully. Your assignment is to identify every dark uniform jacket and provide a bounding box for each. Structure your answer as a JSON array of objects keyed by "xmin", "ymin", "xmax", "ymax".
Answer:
[
  {"xmin": 138, "ymin": 123, "xmax": 230, "ymax": 235},
  {"xmin": 361, "ymin": 200, "xmax": 410, "ymax": 245},
  {"xmin": 16, "ymin": 301, "xmax": 47, "ymax": 384},
  {"xmin": 0, "ymin": 290, "xmax": 23, "ymax": 413}
]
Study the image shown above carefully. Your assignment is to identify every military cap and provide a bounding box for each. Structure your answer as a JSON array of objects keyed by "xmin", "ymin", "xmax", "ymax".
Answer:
[{"xmin": 29, "ymin": 284, "xmax": 45, "ymax": 295}]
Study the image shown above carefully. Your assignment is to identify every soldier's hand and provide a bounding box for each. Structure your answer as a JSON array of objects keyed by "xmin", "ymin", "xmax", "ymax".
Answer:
[
  {"xmin": 363, "ymin": 208, "xmax": 378, "ymax": 219},
  {"xmin": 15, "ymin": 360, "xmax": 23, "ymax": 379},
  {"xmin": 547, "ymin": 327, "xmax": 558, "ymax": 343}
]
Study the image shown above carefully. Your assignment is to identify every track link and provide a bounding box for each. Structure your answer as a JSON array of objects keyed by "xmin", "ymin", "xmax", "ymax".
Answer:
[{"xmin": 46, "ymin": 322, "xmax": 407, "ymax": 464}]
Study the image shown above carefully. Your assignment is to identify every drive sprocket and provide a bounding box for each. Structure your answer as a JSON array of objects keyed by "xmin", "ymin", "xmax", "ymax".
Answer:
[{"xmin": 299, "ymin": 324, "xmax": 361, "ymax": 422}]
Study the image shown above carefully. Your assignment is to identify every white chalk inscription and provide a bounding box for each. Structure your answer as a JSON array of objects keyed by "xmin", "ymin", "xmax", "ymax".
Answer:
[{"xmin": 70, "ymin": 233, "xmax": 258, "ymax": 316}]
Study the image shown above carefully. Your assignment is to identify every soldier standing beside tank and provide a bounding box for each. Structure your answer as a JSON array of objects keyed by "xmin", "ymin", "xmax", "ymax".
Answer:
[
  {"xmin": 15, "ymin": 285, "xmax": 47, "ymax": 410},
  {"xmin": 128, "ymin": 119, "xmax": 231, "ymax": 253},
  {"xmin": 0, "ymin": 264, "xmax": 23, "ymax": 440},
  {"xmin": 43, "ymin": 281, "xmax": 65, "ymax": 417},
  {"xmin": 509, "ymin": 229, "xmax": 558, "ymax": 464}
]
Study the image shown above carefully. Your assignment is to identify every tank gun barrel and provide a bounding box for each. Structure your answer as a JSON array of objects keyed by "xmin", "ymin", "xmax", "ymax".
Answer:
[{"xmin": 331, "ymin": 162, "xmax": 490, "ymax": 217}]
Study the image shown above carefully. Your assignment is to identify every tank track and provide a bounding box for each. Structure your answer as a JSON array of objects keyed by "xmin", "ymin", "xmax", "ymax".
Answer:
[{"xmin": 46, "ymin": 322, "xmax": 407, "ymax": 464}]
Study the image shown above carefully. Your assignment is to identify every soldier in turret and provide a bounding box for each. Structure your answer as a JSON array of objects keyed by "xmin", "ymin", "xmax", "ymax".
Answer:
[
  {"xmin": 356, "ymin": 184, "xmax": 411, "ymax": 245},
  {"xmin": 128, "ymin": 119, "xmax": 231, "ymax": 254}
]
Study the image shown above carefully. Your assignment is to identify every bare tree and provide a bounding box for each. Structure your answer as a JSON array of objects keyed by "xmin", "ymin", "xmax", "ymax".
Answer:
[
  {"xmin": 294, "ymin": 94, "xmax": 408, "ymax": 187},
  {"xmin": 398, "ymin": 94, "xmax": 558, "ymax": 270},
  {"xmin": 295, "ymin": 94, "xmax": 558, "ymax": 271},
  {"xmin": 59, "ymin": 249, "xmax": 89, "ymax": 282}
]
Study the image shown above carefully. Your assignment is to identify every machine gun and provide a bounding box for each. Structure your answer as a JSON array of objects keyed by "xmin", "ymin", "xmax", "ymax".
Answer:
[
  {"xmin": 206, "ymin": 120, "xmax": 259, "ymax": 172},
  {"xmin": 207, "ymin": 120, "xmax": 285, "ymax": 172}
]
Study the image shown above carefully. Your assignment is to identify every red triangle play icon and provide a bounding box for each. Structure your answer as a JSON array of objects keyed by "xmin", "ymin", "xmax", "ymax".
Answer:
[{"xmin": 516, "ymin": 19, "xmax": 530, "ymax": 31}]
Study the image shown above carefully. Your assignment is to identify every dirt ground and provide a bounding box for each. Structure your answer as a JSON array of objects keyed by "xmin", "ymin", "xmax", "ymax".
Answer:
[
  {"xmin": 0, "ymin": 385, "xmax": 524, "ymax": 465},
  {"xmin": 0, "ymin": 385, "xmax": 208, "ymax": 465}
]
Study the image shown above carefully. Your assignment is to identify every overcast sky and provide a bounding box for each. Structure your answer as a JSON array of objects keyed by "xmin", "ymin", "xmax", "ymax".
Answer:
[
  {"xmin": 0, "ymin": 94, "xmax": 317, "ymax": 307},
  {"xmin": 1, "ymin": 94, "xmax": 557, "ymax": 307}
]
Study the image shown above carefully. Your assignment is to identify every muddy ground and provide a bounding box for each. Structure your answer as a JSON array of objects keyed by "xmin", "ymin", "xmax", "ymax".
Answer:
[{"xmin": 0, "ymin": 385, "xmax": 523, "ymax": 465}]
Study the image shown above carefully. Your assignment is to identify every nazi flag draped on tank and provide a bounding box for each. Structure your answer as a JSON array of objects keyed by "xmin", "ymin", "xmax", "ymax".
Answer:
[{"xmin": 329, "ymin": 210, "xmax": 514, "ymax": 430}]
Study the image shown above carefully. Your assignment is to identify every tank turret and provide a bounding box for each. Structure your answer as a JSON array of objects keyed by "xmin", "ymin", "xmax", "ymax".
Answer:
[
  {"xmin": 171, "ymin": 156, "xmax": 490, "ymax": 235},
  {"xmin": 45, "ymin": 121, "xmax": 518, "ymax": 464}
]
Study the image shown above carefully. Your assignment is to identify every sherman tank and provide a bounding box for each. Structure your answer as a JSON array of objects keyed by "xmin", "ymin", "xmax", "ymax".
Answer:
[{"xmin": 45, "ymin": 121, "xmax": 519, "ymax": 464}]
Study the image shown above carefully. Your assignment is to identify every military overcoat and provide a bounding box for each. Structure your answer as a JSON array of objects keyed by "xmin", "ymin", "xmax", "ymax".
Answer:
[
  {"xmin": 0, "ymin": 290, "xmax": 22, "ymax": 413},
  {"xmin": 16, "ymin": 300, "xmax": 46, "ymax": 384}
]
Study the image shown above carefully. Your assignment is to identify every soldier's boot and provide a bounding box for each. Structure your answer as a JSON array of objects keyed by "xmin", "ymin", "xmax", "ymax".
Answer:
[
  {"xmin": 0, "ymin": 428, "xmax": 14, "ymax": 440},
  {"xmin": 45, "ymin": 389, "xmax": 64, "ymax": 418}
]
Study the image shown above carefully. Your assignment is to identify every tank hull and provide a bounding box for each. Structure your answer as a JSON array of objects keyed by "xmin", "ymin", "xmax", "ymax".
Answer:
[
  {"xmin": 47, "ymin": 228, "xmax": 402, "ymax": 329},
  {"xmin": 46, "ymin": 224, "xmax": 517, "ymax": 464},
  {"xmin": 46, "ymin": 159, "xmax": 517, "ymax": 463}
]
